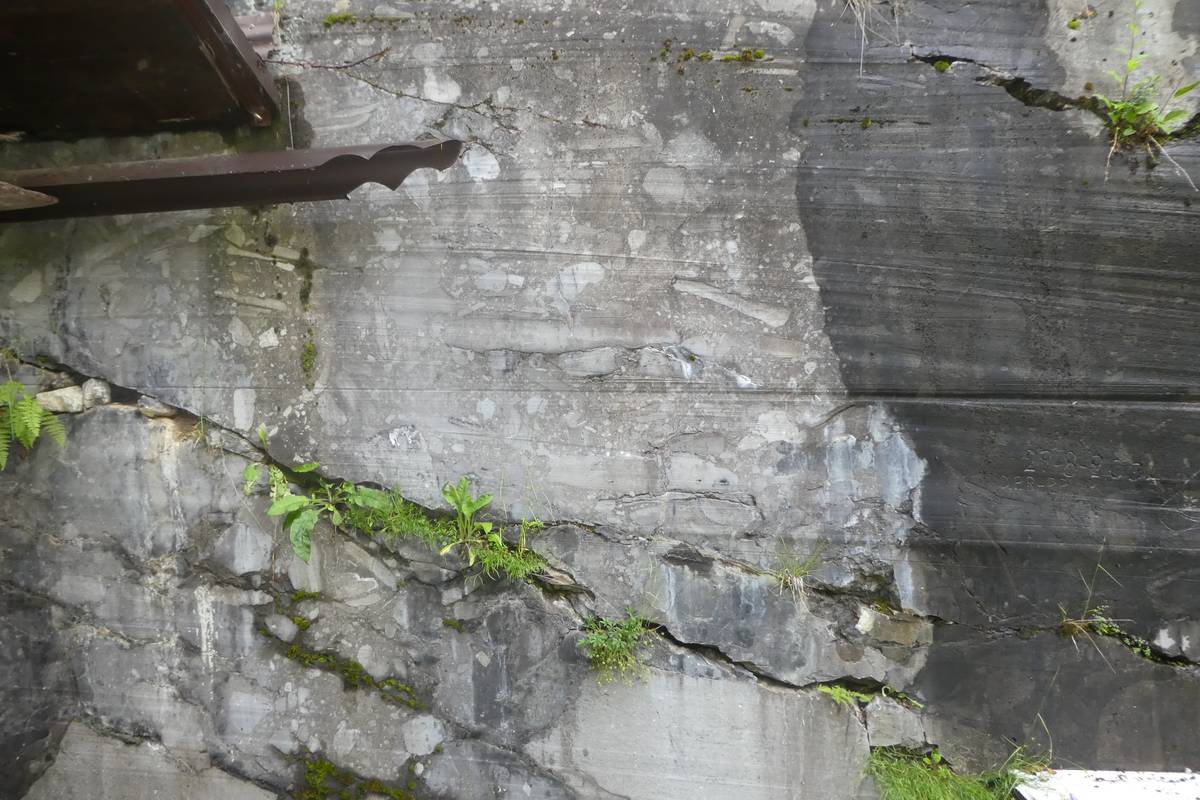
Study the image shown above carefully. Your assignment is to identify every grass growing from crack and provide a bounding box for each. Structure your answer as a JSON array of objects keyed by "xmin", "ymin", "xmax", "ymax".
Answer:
[
  {"xmin": 867, "ymin": 747, "xmax": 1044, "ymax": 800},
  {"xmin": 768, "ymin": 540, "xmax": 826, "ymax": 602},
  {"xmin": 578, "ymin": 611, "xmax": 652, "ymax": 684},
  {"xmin": 1055, "ymin": 555, "xmax": 1186, "ymax": 668}
]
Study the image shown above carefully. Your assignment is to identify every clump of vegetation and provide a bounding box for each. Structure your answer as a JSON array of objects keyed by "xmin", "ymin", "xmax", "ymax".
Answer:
[
  {"xmin": 818, "ymin": 684, "xmax": 874, "ymax": 709},
  {"xmin": 578, "ymin": 611, "xmax": 652, "ymax": 684},
  {"xmin": 722, "ymin": 48, "xmax": 767, "ymax": 63},
  {"xmin": 436, "ymin": 477, "xmax": 547, "ymax": 583},
  {"xmin": 300, "ymin": 331, "xmax": 318, "ymax": 389},
  {"xmin": 768, "ymin": 540, "xmax": 825, "ymax": 602},
  {"xmin": 284, "ymin": 642, "xmax": 423, "ymax": 708},
  {"xmin": 245, "ymin": 463, "xmax": 546, "ymax": 581},
  {"xmin": 322, "ymin": 12, "xmax": 357, "ymax": 27},
  {"xmin": 244, "ymin": 460, "xmax": 391, "ymax": 562},
  {"xmin": 0, "ymin": 378, "xmax": 65, "ymax": 471},
  {"xmin": 932, "ymin": 59, "xmax": 951, "ymax": 73},
  {"xmin": 299, "ymin": 754, "xmax": 413, "ymax": 800},
  {"xmin": 867, "ymin": 748, "xmax": 1045, "ymax": 800},
  {"xmin": 1055, "ymin": 556, "xmax": 1184, "ymax": 667},
  {"xmin": 342, "ymin": 486, "xmax": 456, "ymax": 548},
  {"xmin": 1092, "ymin": 0, "xmax": 1198, "ymax": 188}
]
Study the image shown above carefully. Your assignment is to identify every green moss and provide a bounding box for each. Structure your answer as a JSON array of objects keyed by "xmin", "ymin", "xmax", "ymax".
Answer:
[
  {"xmin": 696, "ymin": 50, "xmax": 713, "ymax": 61},
  {"xmin": 1067, "ymin": 17, "xmax": 1080, "ymax": 29},
  {"xmin": 284, "ymin": 643, "xmax": 425, "ymax": 709},
  {"xmin": 292, "ymin": 615, "xmax": 312, "ymax": 632},
  {"xmin": 753, "ymin": 48, "xmax": 765, "ymax": 59},
  {"xmin": 861, "ymin": 117, "xmax": 873, "ymax": 129},
  {"xmin": 291, "ymin": 590, "xmax": 321, "ymax": 603},
  {"xmin": 296, "ymin": 247, "xmax": 315, "ymax": 310},
  {"xmin": 513, "ymin": 17, "xmax": 525, "ymax": 24},
  {"xmin": 442, "ymin": 617, "xmax": 466, "ymax": 634},
  {"xmin": 679, "ymin": 47, "xmax": 694, "ymax": 61},
  {"xmin": 299, "ymin": 755, "xmax": 414, "ymax": 800},
  {"xmin": 301, "ymin": 331, "xmax": 317, "ymax": 389},
  {"xmin": 322, "ymin": 12, "xmax": 357, "ymax": 27},
  {"xmin": 933, "ymin": 59, "xmax": 951, "ymax": 72}
]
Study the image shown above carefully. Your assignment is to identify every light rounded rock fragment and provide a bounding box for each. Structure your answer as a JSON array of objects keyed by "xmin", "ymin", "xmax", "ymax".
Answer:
[
  {"xmin": 81, "ymin": 378, "xmax": 111, "ymax": 408},
  {"xmin": 35, "ymin": 385, "xmax": 84, "ymax": 413},
  {"xmin": 137, "ymin": 396, "xmax": 176, "ymax": 418}
]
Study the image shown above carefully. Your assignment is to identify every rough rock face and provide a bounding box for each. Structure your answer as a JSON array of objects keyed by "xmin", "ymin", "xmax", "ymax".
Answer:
[{"xmin": 1, "ymin": 0, "xmax": 1197, "ymax": 797}]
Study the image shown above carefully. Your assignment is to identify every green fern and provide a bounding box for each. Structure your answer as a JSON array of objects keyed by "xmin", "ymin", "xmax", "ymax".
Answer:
[{"xmin": 0, "ymin": 380, "xmax": 66, "ymax": 470}]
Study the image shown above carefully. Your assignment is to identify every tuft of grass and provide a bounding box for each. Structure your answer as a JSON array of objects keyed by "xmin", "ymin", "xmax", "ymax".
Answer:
[
  {"xmin": 578, "ymin": 611, "xmax": 652, "ymax": 684},
  {"xmin": 867, "ymin": 747, "xmax": 1045, "ymax": 800},
  {"xmin": 769, "ymin": 540, "xmax": 826, "ymax": 602},
  {"xmin": 341, "ymin": 487, "xmax": 456, "ymax": 549}
]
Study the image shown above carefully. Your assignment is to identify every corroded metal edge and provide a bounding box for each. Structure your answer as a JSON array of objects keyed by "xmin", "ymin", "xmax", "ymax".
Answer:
[{"xmin": 0, "ymin": 140, "xmax": 464, "ymax": 222}]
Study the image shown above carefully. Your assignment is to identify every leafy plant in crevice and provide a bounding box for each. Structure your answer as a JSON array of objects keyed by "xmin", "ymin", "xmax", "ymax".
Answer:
[
  {"xmin": 1091, "ymin": 0, "xmax": 1198, "ymax": 188},
  {"xmin": 578, "ymin": 610, "xmax": 653, "ymax": 684},
  {"xmin": 243, "ymin": 461, "xmax": 390, "ymax": 562},
  {"xmin": 867, "ymin": 747, "xmax": 1046, "ymax": 800},
  {"xmin": 244, "ymin": 464, "xmax": 546, "ymax": 581},
  {"xmin": 0, "ymin": 379, "xmax": 65, "ymax": 471},
  {"xmin": 436, "ymin": 476, "xmax": 547, "ymax": 583}
]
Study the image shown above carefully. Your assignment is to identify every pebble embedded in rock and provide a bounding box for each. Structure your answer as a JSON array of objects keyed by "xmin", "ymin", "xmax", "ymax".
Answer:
[
  {"xmin": 81, "ymin": 379, "xmax": 111, "ymax": 408},
  {"xmin": 264, "ymin": 614, "xmax": 300, "ymax": 643},
  {"xmin": 35, "ymin": 386, "xmax": 84, "ymax": 413},
  {"xmin": 137, "ymin": 396, "xmax": 176, "ymax": 418}
]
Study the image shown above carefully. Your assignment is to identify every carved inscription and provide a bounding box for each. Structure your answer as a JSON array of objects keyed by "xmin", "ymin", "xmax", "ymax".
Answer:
[{"xmin": 998, "ymin": 448, "xmax": 1148, "ymax": 490}]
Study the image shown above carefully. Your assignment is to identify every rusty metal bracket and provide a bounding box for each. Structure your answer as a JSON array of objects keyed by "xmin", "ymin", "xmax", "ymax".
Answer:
[{"xmin": 0, "ymin": 141, "xmax": 464, "ymax": 223}]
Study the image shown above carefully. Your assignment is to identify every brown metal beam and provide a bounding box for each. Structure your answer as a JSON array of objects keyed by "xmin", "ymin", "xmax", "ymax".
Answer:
[
  {"xmin": 0, "ymin": 141, "xmax": 463, "ymax": 223},
  {"xmin": 0, "ymin": 0, "xmax": 279, "ymax": 137}
]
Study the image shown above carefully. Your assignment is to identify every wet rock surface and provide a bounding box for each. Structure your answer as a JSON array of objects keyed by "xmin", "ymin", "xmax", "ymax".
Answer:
[{"xmin": 1, "ymin": 0, "xmax": 1198, "ymax": 797}]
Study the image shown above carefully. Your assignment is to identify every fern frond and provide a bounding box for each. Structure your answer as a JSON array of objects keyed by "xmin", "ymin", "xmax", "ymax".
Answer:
[
  {"xmin": 13, "ymin": 396, "xmax": 42, "ymax": 449},
  {"xmin": 0, "ymin": 423, "xmax": 9, "ymax": 471},
  {"xmin": 40, "ymin": 409, "xmax": 65, "ymax": 447},
  {"xmin": 0, "ymin": 380, "xmax": 21, "ymax": 406}
]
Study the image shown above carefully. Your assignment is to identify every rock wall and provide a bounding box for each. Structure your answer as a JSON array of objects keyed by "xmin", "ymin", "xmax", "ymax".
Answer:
[{"xmin": 1, "ymin": 0, "xmax": 1198, "ymax": 797}]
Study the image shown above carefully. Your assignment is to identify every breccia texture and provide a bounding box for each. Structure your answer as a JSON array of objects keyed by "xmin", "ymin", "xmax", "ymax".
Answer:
[{"xmin": 0, "ymin": 0, "xmax": 1197, "ymax": 797}]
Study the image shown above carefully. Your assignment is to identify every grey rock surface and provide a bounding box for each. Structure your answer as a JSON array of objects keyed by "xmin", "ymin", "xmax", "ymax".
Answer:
[
  {"xmin": 1, "ymin": 0, "xmax": 1198, "ymax": 797},
  {"xmin": 23, "ymin": 723, "xmax": 274, "ymax": 800}
]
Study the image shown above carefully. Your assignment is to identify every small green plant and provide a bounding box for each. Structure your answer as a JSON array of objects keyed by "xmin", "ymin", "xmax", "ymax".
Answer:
[
  {"xmin": 322, "ymin": 11, "xmax": 357, "ymax": 27},
  {"xmin": 578, "ymin": 611, "xmax": 651, "ymax": 684},
  {"xmin": 437, "ymin": 477, "xmax": 546, "ymax": 582},
  {"xmin": 818, "ymin": 684, "xmax": 874, "ymax": 708},
  {"xmin": 0, "ymin": 380, "xmax": 65, "ymax": 470},
  {"xmin": 867, "ymin": 747, "xmax": 1045, "ymax": 800},
  {"xmin": 1092, "ymin": 0, "xmax": 1198, "ymax": 188},
  {"xmin": 769, "ymin": 539, "xmax": 826, "ymax": 602},
  {"xmin": 243, "ymin": 461, "xmax": 390, "ymax": 562}
]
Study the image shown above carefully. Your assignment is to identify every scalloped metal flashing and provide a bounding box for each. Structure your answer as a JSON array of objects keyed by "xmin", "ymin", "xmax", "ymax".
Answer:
[{"xmin": 0, "ymin": 140, "xmax": 463, "ymax": 223}]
